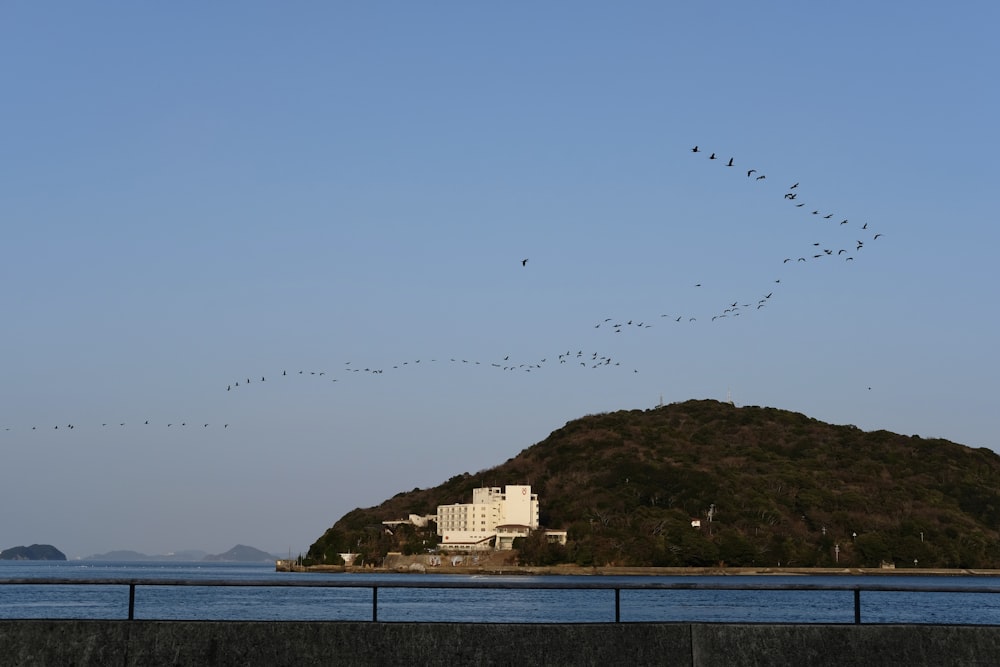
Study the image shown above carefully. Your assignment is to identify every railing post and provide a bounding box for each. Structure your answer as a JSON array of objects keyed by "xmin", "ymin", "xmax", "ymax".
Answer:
[
  {"xmin": 615, "ymin": 588, "xmax": 621, "ymax": 623},
  {"xmin": 128, "ymin": 583, "xmax": 136, "ymax": 621},
  {"xmin": 372, "ymin": 586, "xmax": 378, "ymax": 622},
  {"xmin": 854, "ymin": 588, "xmax": 861, "ymax": 624}
]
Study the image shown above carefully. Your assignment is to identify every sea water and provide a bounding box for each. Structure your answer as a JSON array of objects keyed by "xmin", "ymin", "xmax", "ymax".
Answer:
[{"xmin": 2, "ymin": 561, "xmax": 1000, "ymax": 624}]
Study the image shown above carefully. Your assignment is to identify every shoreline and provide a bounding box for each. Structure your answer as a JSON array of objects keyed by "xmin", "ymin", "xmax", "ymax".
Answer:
[{"xmin": 276, "ymin": 561, "xmax": 1000, "ymax": 577}]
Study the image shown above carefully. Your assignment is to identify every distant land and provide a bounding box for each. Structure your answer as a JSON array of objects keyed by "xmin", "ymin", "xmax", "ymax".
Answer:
[
  {"xmin": 1, "ymin": 544, "xmax": 66, "ymax": 560},
  {"xmin": 84, "ymin": 545, "xmax": 278, "ymax": 562},
  {"xmin": 308, "ymin": 399, "xmax": 1000, "ymax": 569},
  {"xmin": 83, "ymin": 549, "xmax": 208, "ymax": 562},
  {"xmin": 202, "ymin": 544, "xmax": 277, "ymax": 562}
]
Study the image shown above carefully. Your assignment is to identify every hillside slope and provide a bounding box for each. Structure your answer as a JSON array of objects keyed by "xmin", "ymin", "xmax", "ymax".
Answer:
[{"xmin": 308, "ymin": 400, "xmax": 1000, "ymax": 568}]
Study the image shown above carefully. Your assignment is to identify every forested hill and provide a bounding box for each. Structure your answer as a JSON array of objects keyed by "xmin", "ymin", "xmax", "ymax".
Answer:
[{"xmin": 308, "ymin": 399, "xmax": 1000, "ymax": 568}]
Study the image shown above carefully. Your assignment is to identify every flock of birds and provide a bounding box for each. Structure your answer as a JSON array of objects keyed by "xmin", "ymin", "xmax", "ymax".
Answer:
[
  {"xmin": 218, "ymin": 347, "xmax": 636, "ymax": 394},
  {"xmin": 213, "ymin": 147, "xmax": 888, "ymax": 412},
  {"xmin": 691, "ymin": 144, "xmax": 884, "ymax": 258},
  {"xmin": 3, "ymin": 421, "xmax": 229, "ymax": 433},
  {"xmin": 589, "ymin": 146, "xmax": 886, "ymax": 332},
  {"xmin": 224, "ymin": 349, "xmax": 630, "ymax": 389},
  {"xmin": 1, "ymin": 351, "xmax": 632, "ymax": 434},
  {"xmin": 3, "ymin": 145, "xmax": 884, "ymax": 435}
]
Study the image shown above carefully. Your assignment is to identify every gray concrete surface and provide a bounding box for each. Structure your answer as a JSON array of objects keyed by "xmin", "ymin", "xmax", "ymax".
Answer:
[{"xmin": 2, "ymin": 621, "xmax": 999, "ymax": 666}]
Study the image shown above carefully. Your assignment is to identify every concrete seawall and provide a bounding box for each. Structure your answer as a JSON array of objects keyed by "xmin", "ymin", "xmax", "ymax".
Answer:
[
  {"xmin": 3, "ymin": 621, "xmax": 1000, "ymax": 666},
  {"xmin": 278, "ymin": 559, "xmax": 1000, "ymax": 577}
]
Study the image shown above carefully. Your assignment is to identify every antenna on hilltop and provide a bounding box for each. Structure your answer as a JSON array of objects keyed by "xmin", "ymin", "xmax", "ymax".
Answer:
[{"xmin": 726, "ymin": 388, "xmax": 734, "ymax": 406}]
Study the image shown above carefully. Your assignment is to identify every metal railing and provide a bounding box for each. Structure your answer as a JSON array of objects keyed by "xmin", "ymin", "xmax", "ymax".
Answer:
[{"xmin": 2, "ymin": 578, "xmax": 999, "ymax": 623}]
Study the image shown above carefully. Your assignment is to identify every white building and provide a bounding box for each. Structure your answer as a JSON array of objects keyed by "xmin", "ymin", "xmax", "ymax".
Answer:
[
  {"xmin": 436, "ymin": 485, "xmax": 539, "ymax": 551},
  {"xmin": 382, "ymin": 513, "xmax": 436, "ymax": 532}
]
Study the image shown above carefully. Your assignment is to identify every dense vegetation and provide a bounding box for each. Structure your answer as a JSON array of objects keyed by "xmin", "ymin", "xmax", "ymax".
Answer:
[{"xmin": 308, "ymin": 400, "xmax": 1000, "ymax": 568}]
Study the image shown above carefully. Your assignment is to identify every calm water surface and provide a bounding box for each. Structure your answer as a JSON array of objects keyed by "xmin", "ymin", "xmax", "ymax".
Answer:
[{"xmin": 3, "ymin": 561, "xmax": 1000, "ymax": 624}]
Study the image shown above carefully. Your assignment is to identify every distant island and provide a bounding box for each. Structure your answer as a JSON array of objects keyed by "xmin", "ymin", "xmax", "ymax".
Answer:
[
  {"xmin": 84, "ymin": 545, "xmax": 277, "ymax": 562},
  {"xmin": 202, "ymin": 544, "xmax": 277, "ymax": 562},
  {"xmin": 1, "ymin": 544, "xmax": 66, "ymax": 561}
]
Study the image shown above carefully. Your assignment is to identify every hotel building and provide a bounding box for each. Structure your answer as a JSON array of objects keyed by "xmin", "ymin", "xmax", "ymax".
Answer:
[{"xmin": 436, "ymin": 485, "xmax": 539, "ymax": 551}]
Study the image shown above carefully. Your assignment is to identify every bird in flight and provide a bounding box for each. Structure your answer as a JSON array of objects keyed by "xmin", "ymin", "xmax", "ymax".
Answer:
[
  {"xmin": 709, "ymin": 153, "xmax": 717, "ymax": 160},
  {"xmin": 747, "ymin": 169, "xmax": 757, "ymax": 177},
  {"xmin": 691, "ymin": 145, "xmax": 700, "ymax": 152},
  {"xmin": 726, "ymin": 158, "xmax": 734, "ymax": 167},
  {"xmin": 521, "ymin": 258, "xmax": 529, "ymax": 266}
]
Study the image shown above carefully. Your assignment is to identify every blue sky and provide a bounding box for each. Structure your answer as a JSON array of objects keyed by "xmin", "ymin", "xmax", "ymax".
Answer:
[{"xmin": 2, "ymin": 2, "xmax": 998, "ymax": 559}]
